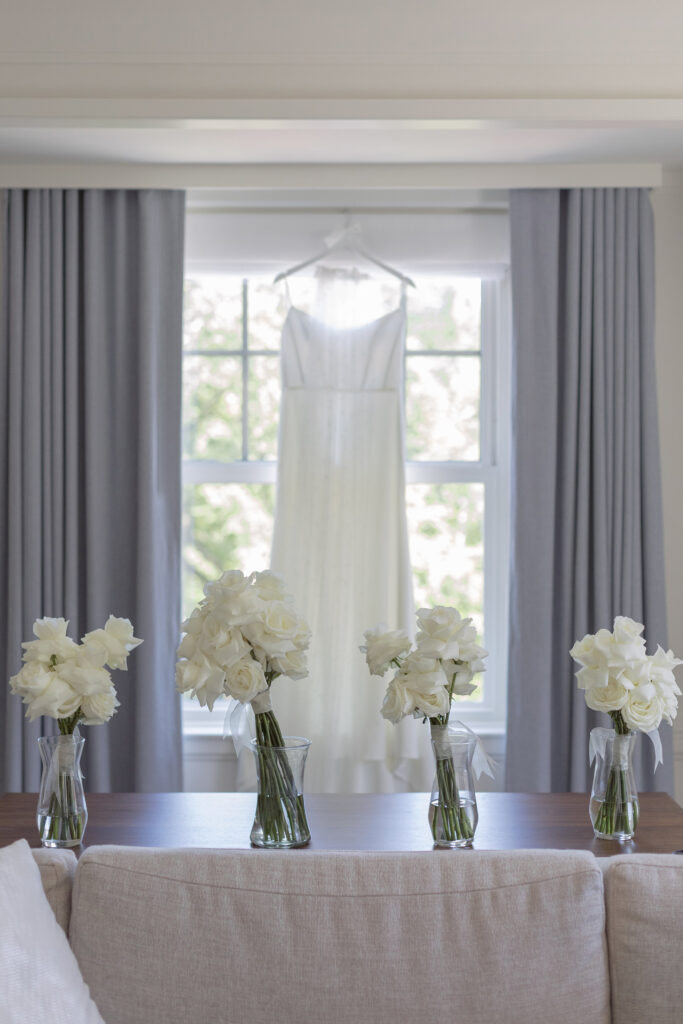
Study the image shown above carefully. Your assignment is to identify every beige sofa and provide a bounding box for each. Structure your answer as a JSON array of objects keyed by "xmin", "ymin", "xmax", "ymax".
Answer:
[{"xmin": 35, "ymin": 845, "xmax": 683, "ymax": 1024}]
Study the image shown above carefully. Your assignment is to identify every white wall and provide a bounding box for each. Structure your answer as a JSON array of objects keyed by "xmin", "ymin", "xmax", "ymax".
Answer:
[
  {"xmin": 3, "ymin": 0, "xmax": 683, "ymax": 102},
  {"xmin": 652, "ymin": 172, "xmax": 683, "ymax": 804}
]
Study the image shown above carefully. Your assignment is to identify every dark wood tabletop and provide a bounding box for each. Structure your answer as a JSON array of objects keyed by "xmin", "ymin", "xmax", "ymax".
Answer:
[{"xmin": 2, "ymin": 791, "xmax": 683, "ymax": 856}]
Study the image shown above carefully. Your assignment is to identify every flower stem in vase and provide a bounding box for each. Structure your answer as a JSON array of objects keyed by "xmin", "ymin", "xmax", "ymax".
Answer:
[
  {"xmin": 253, "ymin": 710, "xmax": 310, "ymax": 847},
  {"xmin": 432, "ymin": 754, "xmax": 473, "ymax": 844}
]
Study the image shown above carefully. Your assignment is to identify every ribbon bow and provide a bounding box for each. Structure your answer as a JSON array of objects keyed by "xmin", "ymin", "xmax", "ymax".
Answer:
[
  {"xmin": 432, "ymin": 720, "xmax": 497, "ymax": 781},
  {"xmin": 589, "ymin": 725, "xmax": 663, "ymax": 770},
  {"xmin": 223, "ymin": 690, "xmax": 273, "ymax": 756}
]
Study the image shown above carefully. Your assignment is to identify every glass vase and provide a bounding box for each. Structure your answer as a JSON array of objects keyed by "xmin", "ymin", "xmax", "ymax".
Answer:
[
  {"xmin": 250, "ymin": 736, "xmax": 311, "ymax": 848},
  {"xmin": 589, "ymin": 728, "xmax": 639, "ymax": 841},
  {"xmin": 429, "ymin": 723, "xmax": 478, "ymax": 848},
  {"xmin": 37, "ymin": 729, "xmax": 87, "ymax": 848}
]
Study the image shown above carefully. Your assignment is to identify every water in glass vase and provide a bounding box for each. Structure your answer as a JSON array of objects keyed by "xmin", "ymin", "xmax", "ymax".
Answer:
[{"xmin": 429, "ymin": 796, "xmax": 478, "ymax": 848}]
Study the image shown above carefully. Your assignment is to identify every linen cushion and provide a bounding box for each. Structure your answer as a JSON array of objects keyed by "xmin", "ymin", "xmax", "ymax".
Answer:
[
  {"xmin": 70, "ymin": 846, "xmax": 609, "ymax": 1024},
  {"xmin": 0, "ymin": 839, "xmax": 104, "ymax": 1024},
  {"xmin": 605, "ymin": 853, "xmax": 683, "ymax": 1024},
  {"xmin": 33, "ymin": 847, "xmax": 77, "ymax": 934}
]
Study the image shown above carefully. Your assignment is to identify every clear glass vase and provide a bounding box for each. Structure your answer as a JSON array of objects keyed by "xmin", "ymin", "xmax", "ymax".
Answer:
[
  {"xmin": 37, "ymin": 729, "xmax": 87, "ymax": 848},
  {"xmin": 429, "ymin": 723, "xmax": 478, "ymax": 848},
  {"xmin": 250, "ymin": 736, "xmax": 311, "ymax": 848},
  {"xmin": 589, "ymin": 728, "xmax": 639, "ymax": 841}
]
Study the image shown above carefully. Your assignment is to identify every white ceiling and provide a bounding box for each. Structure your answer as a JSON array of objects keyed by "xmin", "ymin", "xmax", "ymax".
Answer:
[{"xmin": 1, "ymin": 119, "xmax": 683, "ymax": 166}]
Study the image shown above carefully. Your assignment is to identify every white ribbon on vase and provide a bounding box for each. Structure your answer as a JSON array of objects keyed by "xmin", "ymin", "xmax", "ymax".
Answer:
[
  {"xmin": 430, "ymin": 720, "xmax": 497, "ymax": 781},
  {"xmin": 223, "ymin": 689, "xmax": 273, "ymax": 756},
  {"xmin": 589, "ymin": 725, "xmax": 663, "ymax": 770}
]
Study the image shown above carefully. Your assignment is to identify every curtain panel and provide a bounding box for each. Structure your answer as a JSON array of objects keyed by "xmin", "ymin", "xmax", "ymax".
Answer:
[
  {"xmin": 506, "ymin": 188, "xmax": 671, "ymax": 794},
  {"xmin": 0, "ymin": 189, "xmax": 185, "ymax": 793}
]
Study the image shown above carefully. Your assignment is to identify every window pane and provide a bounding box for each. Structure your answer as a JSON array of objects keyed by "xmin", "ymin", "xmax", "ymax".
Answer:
[
  {"xmin": 182, "ymin": 483, "xmax": 275, "ymax": 618},
  {"xmin": 182, "ymin": 355, "xmax": 242, "ymax": 461},
  {"xmin": 407, "ymin": 278, "xmax": 481, "ymax": 352},
  {"xmin": 248, "ymin": 355, "xmax": 280, "ymax": 460},
  {"xmin": 405, "ymin": 355, "xmax": 480, "ymax": 461},
  {"xmin": 406, "ymin": 482, "xmax": 485, "ymax": 699},
  {"xmin": 248, "ymin": 279, "xmax": 286, "ymax": 351},
  {"xmin": 183, "ymin": 275, "xmax": 243, "ymax": 352}
]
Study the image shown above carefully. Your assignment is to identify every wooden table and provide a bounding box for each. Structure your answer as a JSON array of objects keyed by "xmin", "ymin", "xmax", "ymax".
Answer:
[{"xmin": 2, "ymin": 791, "xmax": 683, "ymax": 856}]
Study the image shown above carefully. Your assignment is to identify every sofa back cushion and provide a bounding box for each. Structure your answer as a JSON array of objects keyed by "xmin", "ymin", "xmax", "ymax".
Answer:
[
  {"xmin": 605, "ymin": 853, "xmax": 683, "ymax": 1024},
  {"xmin": 33, "ymin": 847, "xmax": 77, "ymax": 934},
  {"xmin": 70, "ymin": 846, "xmax": 610, "ymax": 1024}
]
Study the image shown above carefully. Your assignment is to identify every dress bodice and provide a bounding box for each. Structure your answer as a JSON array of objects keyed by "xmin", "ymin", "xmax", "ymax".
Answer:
[{"xmin": 280, "ymin": 306, "xmax": 405, "ymax": 392}]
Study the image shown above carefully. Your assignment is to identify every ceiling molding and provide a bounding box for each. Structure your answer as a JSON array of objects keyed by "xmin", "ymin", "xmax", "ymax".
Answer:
[
  {"xmin": 3, "ymin": 98, "xmax": 683, "ymax": 124},
  {"xmin": 0, "ymin": 162, "xmax": 662, "ymax": 190}
]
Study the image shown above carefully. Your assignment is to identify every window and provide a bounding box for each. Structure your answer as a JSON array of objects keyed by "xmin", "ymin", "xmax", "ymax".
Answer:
[{"xmin": 182, "ymin": 250, "xmax": 510, "ymax": 735}]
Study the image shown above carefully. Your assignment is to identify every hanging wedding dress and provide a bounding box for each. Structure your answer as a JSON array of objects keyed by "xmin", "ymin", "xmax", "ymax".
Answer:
[{"xmin": 270, "ymin": 275, "xmax": 432, "ymax": 793}]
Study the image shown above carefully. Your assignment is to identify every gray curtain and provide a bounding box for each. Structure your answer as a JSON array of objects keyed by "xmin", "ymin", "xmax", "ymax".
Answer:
[
  {"xmin": 0, "ymin": 189, "xmax": 185, "ymax": 793},
  {"xmin": 506, "ymin": 188, "xmax": 671, "ymax": 794}
]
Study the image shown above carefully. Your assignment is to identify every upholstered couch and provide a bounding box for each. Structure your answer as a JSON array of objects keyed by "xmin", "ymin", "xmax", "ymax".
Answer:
[{"xmin": 34, "ymin": 845, "xmax": 683, "ymax": 1024}]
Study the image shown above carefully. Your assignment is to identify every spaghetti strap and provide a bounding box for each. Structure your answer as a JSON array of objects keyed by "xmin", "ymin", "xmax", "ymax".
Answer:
[{"xmin": 280, "ymin": 277, "xmax": 294, "ymax": 310}]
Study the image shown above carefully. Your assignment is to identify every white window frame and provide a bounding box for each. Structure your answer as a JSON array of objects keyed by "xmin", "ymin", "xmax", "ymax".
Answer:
[{"xmin": 181, "ymin": 255, "xmax": 510, "ymax": 737}]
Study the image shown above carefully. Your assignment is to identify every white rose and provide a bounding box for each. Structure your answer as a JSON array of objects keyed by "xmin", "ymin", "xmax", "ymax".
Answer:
[
  {"xmin": 442, "ymin": 660, "xmax": 477, "ymax": 697},
  {"xmin": 269, "ymin": 648, "xmax": 309, "ymax": 681},
  {"xmin": 409, "ymin": 684, "xmax": 451, "ymax": 719},
  {"xmin": 584, "ymin": 678, "xmax": 629, "ymax": 714},
  {"xmin": 84, "ymin": 616, "xmax": 143, "ymax": 671},
  {"xmin": 58, "ymin": 659, "xmax": 113, "ymax": 697},
  {"xmin": 197, "ymin": 620, "xmax": 249, "ymax": 670},
  {"xmin": 360, "ymin": 624, "xmax": 411, "ymax": 676},
  {"xmin": 456, "ymin": 640, "xmax": 488, "ymax": 666},
  {"xmin": 80, "ymin": 688, "xmax": 120, "ymax": 725},
  {"xmin": 381, "ymin": 677, "xmax": 413, "ymax": 724},
  {"xmin": 398, "ymin": 655, "xmax": 451, "ymax": 719},
  {"xmin": 398, "ymin": 652, "xmax": 444, "ymax": 687},
  {"xmin": 225, "ymin": 658, "xmax": 268, "ymax": 703},
  {"xmin": 649, "ymin": 646, "xmax": 683, "ymax": 695},
  {"xmin": 204, "ymin": 569, "xmax": 248, "ymax": 600},
  {"xmin": 206, "ymin": 573, "xmax": 262, "ymax": 627},
  {"xmin": 575, "ymin": 666, "xmax": 610, "ymax": 691},
  {"xmin": 661, "ymin": 687, "xmax": 679, "ymax": 725},
  {"xmin": 570, "ymin": 632, "xmax": 601, "ymax": 668},
  {"xmin": 21, "ymin": 617, "xmax": 79, "ymax": 666},
  {"xmin": 9, "ymin": 662, "xmax": 53, "ymax": 701},
  {"xmin": 612, "ymin": 616, "xmax": 646, "ymax": 648},
  {"xmin": 181, "ymin": 607, "xmax": 206, "ymax": 637},
  {"xmin": 243, "ymin": 603, "xmax": 310, "ymax": 659},
  {"xmin": 176, "ymin": 632, "xmax": 197, "ymax": 660},
  {"xmin": 175, "ymin": 657, "xmax": 226, "ymax": 711},
  {"xmin": 415, "ymin": 606, "xmax": 470, "ymax": 660},
  {"xmin": 621, "ymin": 683, "xmax": 664, "ymax": 733},
  {"xmin": 24, "ymin": 676, "xmax": 82, "ymax": 721},
  {"xmin": 250, "ymin": 571, "xmax": 291, "ymax": 603}
]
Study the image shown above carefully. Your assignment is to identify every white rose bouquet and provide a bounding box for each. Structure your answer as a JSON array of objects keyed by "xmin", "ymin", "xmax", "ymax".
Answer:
[
  {"xmin": 10, "ymin": 615, "xmax": 142, "ymax": 846},
  {"xmin": 10, "ymin": 615, "xmax": 142, "ymax": 732},
  {"xmin": 361, "ymin": 606, "xmax": 488, "ymax": 845},
  {"xmin": 570, "ymin": 615, "xmax": 681, "ymax": 837},
  {"xmin": 176, "ymin": 570, "xmax": 312, "ymax": 846}
]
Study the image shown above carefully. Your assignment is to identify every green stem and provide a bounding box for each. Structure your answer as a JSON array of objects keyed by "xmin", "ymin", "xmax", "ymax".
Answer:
[{"xmin": 252, "ymin": 709, "xmax": 309, "ymax": 846}]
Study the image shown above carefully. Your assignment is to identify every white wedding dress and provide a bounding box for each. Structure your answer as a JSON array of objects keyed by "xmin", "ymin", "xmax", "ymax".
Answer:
[{"xmin": 270, "ymin": 286, "xmax": 432, "ymax": 792}]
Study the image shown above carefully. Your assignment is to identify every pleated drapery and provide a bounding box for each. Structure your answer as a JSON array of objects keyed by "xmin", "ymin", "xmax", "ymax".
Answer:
[
  {"xmin": 506, "ymin": 188, "xmax": 671, "ymax": 794},
  {"xmin": 0, "ymin": 189, "xmax": 185, "ymax": 793}
]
